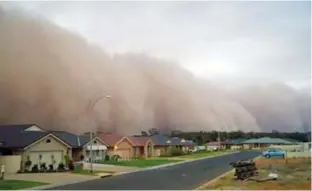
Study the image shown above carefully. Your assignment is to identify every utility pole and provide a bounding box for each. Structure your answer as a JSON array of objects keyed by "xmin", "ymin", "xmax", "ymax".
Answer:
[
  {"xmin": 218, "ymin": 130, "xmax": 221, "ymax": 151},
  {"xmin": 89, "ymin": 132, "xmax": 93, "ymax": 173}
]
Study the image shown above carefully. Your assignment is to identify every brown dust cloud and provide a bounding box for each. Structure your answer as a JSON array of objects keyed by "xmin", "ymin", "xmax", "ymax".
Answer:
[{"xmin": 0, "ymin": 9, "xmax": 310, "ymax": 135}]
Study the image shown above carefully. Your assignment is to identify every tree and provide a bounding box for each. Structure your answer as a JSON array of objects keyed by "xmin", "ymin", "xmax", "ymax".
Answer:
[
  {"xmin": 141, "ymin": 131, "xmax": 148, "ymax": 136},
  {"xmin": 148, "ymin": 128, "xmax": 160, "ymax": 136}
]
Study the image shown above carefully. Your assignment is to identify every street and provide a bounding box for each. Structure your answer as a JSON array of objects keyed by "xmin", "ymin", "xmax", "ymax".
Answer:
[{"xmin": 48, "ymin": 151, "xmax": 260, "ymax": 190}]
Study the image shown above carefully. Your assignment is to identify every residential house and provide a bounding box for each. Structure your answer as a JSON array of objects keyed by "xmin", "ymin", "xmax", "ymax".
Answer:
[
  {"xmin": 0, "ymin": 124, "xmax": 71, "ymax": 173},
  {"xmin": 241, "ymin": 137, "xmax": 293, "ymax": 149},
  {"xmin": 128, "ymin": 136, "xmax": 154, "ymax": 158},
  {"xmin": 50, "ymin": 131, "xmax": 108, "ymax": 162},
  {"xmin": 97, "ymin": 133, "xmax": 134, "ymax": 159},
  {"xmin": 150, "ymin": 135, "xmax": 171, "ymax": 157},
  {"xmin": 223, "ymin": 138, "xmax": 248, "ymax": 150},
  {"xmin": 206, "ymin": 141, "xmax": 226, "ymax": 150}
]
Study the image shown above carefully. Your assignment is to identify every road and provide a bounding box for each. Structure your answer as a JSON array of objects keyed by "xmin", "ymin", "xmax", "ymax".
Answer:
[{"xmin": 48, "ymin": 151, "xmax": 260, "ymax": 190}]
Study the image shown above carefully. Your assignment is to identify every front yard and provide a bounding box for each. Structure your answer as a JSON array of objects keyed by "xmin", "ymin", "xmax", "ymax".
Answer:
[
  {"xmin": 199, "ymin": 157, "xmax": 311, "ymax": 190},
  {"xmin": 0, "ymin": 179, "xmax": 48, "ymax": 190},
  {"xmin": 99, "ymin": 158, "xmax": 182, "ymax": 168}
]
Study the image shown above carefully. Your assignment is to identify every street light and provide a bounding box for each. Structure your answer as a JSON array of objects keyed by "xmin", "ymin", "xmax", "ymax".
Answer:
[{"xmin": 88, "ymin": 94, "xmax": 111, "ymax": 173}]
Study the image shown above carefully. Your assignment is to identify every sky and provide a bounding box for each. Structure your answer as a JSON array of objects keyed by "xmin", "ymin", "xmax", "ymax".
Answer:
[{"xmin": 1, "ymin": 1, "xmax": 311, "ymax": 89}]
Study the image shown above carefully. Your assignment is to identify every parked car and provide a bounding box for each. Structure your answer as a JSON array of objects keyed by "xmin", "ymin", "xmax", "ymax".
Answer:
[{"xmin": 262, "ymin": 148, "xmax": 286, "ymax": 158}]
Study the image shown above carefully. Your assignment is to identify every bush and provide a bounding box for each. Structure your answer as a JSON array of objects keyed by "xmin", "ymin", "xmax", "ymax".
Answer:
[
  {"xmin": 40, "ymin": 163, "xmax": 47, "ymax": 172},
  {"xmin": 166, "ymin": 147, "xmax": 184, "ymax": 157},
  {"xmin": 58, "ymin": 162, "xmax": 65, "ymax": 171},
  {"xmin": 31, "ymin": 164, "xmax": 39, "ymax": 172},
  {"xmin": 68, "ymin": 160, "xmax": 75, "ymax": 171},
  {"xmin": 111, "ymin": 155, "xmax": 121, "ymax": 161},
  {"xmin": 105, "ymin": 155, "xmax": 110, "ymax": 161}
]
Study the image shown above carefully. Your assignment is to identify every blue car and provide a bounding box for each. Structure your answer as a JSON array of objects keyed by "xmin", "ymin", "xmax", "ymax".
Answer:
[{"xmin": 262, "ymin": 148, "xmax": 286, "ymax": 158}]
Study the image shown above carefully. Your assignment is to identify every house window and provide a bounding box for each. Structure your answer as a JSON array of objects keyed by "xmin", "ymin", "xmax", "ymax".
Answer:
[{"xmin": 46, "ymin": 139, "xmax": 51, "ymax": 143}]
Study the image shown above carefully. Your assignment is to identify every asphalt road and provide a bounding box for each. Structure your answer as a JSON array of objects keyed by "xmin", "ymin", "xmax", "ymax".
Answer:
[{"xmin": 48, "ymin": 151, "xmax": 260, "ymax": 190}]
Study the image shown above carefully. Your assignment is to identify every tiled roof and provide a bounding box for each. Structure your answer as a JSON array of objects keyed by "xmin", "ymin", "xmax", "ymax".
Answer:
[
  {"xmin": 0, "ymin": 124, "xmax": 49, "ymax": 149},
  {"xmin": 98, "ymin": 133, "xmax": 124, "ymax": 146},
  {"xmin": 128, "ymin": 136, "xmax": 152, "ymax": 146},
  {"xmin": 150, "ymin": 135, "xmax": 170, "ymax": 146},
  {"xmin": 50, "ymin": 131, "xmax": 90, "ymax": 148}
]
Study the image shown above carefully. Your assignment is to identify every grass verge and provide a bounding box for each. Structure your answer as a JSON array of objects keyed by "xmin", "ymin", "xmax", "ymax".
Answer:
[
  {"xmin": 0, "ymin": 179, "xmax": 48, "ymax": 190},
  {"xmin": 100, "ymin": 158, "xmax": 182, "ymax": 168},
  {"xmin": 198, "ymin": 157, "xmax": 311, "ymax": 190},
  {"xmin": 72, "ymin": 168, "xmax": 115, "ymax": 176},
  {"xmin": 178, "ymin": 150, "xmax": 231, "ymax": 159}
]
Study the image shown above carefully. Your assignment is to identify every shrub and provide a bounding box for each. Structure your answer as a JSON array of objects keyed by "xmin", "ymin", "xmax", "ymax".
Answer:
[
  {"xmin": 58, "ymin": 162, "xmax": 65, "ymax": 171},
  {"xmin": 68, "ymin": 160, "xmax": 75, "ymax": 171},
  {"xmin": 48, "ymin": 164, "xmax": 54, "ymax": 171},
  {"xmin": 31, "ymin": 164, "xmax": 39, "ymax": 172},
  {"xmin": 111, "ymin": 155, "xmax": 121, "ymax": 161},
  {"xmin": 24, "ymin": 159, "xmax": 32, "ymax": 171},
  {"xmin": 105, "ymin": 155, "xmax": 110, "ymax": 161},
  {"xmin": 40, "ymin": 163, "xmax": 47, "ymax": 172}
]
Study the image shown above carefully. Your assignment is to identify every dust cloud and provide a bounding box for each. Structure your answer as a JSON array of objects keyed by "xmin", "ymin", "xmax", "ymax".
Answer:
[{"xmin": 0, "ymin": 9, "xmax": 309, "ymax": 135}]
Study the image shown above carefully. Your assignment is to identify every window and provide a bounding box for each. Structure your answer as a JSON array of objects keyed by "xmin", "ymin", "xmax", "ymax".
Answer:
[
  {"xmin": 94, "ymin": 140, "xmax": 97, "ymax": 144},
  {"xmin": 46, "ymin": 139, "xmax": 51, "ymax": 143}
]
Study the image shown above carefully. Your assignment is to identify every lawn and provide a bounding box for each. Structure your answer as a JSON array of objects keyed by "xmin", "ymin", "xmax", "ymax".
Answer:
[
  {"xmin": 100, "ymin": 158, "xmax": 182, "ymax": 168},
  {"xmin": 0, "ymin": 179, "xmax": 48, "ymax": 190},
  {"xmin": 72, "ymin": 166, "xmax": 115, "ymax": 176},
  {"xmin": 198, "ymin": 157, "xmax": 311, "ymax": 190},
  {"xmin": 178, "ymin": 150, "xmax": 230, "ymax": 159}
]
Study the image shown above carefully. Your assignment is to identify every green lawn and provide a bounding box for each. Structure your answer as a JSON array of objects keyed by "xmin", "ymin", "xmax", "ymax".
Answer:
[
  {"xmin": 177, "ymin": 150, "xmax": 230, "ymax": 159},
  {"xmin": 72, "ymin": 166, "xmax": 115, "ymax": 176},
  {"xmin": 100, "ymin": 159, "xmax": 182, "ymax": 168},
  {"xmin": 0, "ymin": 179, "xmax": 48, "ymax": 190}
]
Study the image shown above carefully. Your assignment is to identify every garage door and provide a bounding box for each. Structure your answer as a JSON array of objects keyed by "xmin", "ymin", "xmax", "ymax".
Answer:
[
  {"xmin": 29, "ymin": 151, "xmax": 63, "ymax": 167},
  {"xmin": 115, "ymin": 149, "xmax": 131, "ymax": 159}
]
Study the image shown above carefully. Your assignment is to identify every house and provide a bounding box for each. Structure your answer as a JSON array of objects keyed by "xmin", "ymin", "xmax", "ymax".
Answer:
[
  {"xmin": 97, "ymin": 133, "xmax": 134, "ymax": 159},
  {"xmin": 128, "ymin": 136, "xmax": 154, "ymax": 158},
  {"xmin": 206, "ymin": 141, "xmax": 226, "ymax": 150},
  {"xmin": 150, "ymin": 135, "xmax": 171, "ymax": 157},
  {"xmin": 0, "ymin": 124, "xmax": 71, "ymax": 173},
  {"xmin": 223, "ymin": 138, "xmax": 248, "ymax": 150},
  {"xmin": 50, "ymin": 131, "xmax": 108, "ymax": 162},
  {"xmin": 241, "ymin": 137, "xmax": 293, "ymax": 149}
]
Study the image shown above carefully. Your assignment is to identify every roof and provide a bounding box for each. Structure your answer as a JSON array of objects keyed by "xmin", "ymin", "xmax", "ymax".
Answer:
[
  {"xmin": 50, "ymin": 131, "xmax": 90, "ymax": 148},
  {"xmin": 98, "ymin": 133, "xmax": 124, "ymax": 146},
  {"xmin": 206, "ymin": 141, "xmax": 224, "ymax": 146},
  {"xmin": 150, "ymin": 135, "xmax": 171, "ymax": 146},
  {"xmin": 169, "ymin": 137, "xmax": 184, "ymax": 146},
  {"xmin": 128, "ymin": 136, "xmax": 153, "ymax": 146},
  {"xmin": 242, "ymin": 137, "xmax": 293, "ymax": 144},
  {"xmin": 0, "ymin": 124, "xmax": 50, "ymax": 149},
  {"xmin": 223, "ymin": 138, "xmax": 248, "ymax": 145}
]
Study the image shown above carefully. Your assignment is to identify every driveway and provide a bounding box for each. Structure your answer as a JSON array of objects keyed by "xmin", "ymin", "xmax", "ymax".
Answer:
[
  {"xmin": 5, "ymin": 172, "xmax": 98, "ymax": 184},
  {"xmin": 48, "ymin": 151, "xmax": 260, "ymax": 190}
]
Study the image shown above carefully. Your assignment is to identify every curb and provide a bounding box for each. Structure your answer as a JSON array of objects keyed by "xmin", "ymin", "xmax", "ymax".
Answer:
[
  {"xmin": 195, "ymin": 169, "xmax": 235, "ymax": 190},
  {"xmin": 25, "ymin": 178, "xmax": 101, "ymax": 190},
  {"xmin": 194, "ymin": 155, "xmax": 261, "ymax": 190}
]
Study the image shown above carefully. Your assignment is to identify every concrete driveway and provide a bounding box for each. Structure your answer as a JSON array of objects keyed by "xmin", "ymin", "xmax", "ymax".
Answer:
[
  {"xmin": 48, "ymin": 151, "xmax": 260, "ymax": 190},
  {"xmin": 5, "ymin": 172, "xmax": 98, "ymax": 184}
]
